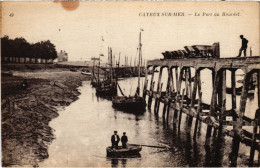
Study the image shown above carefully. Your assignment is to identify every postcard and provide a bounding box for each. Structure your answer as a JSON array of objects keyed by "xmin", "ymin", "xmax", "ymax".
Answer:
[{"xmin": 1, "ymin": 1, "xmax": 260, "ymax": 167}]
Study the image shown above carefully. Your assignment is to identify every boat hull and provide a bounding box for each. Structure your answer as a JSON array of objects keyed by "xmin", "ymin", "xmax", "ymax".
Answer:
[
  {"xmin": 106, "ymin": 145, "xmax": 142, "ymax": 157},
  {"xmin": 112, "ymin": 96, "xmax": 146, "ymax": 112}
]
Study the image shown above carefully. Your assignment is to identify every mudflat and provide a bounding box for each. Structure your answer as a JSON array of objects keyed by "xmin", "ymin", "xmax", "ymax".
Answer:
[{"xmin": 1, "ymin": 64, "xmax": 91, "ymax": 167}]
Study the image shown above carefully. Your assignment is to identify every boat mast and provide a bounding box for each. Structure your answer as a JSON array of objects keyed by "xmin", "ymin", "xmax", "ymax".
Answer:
[
  {"xmin": 137, "ymin": 29, "xmax": 142, "ymax": 95},
  {"xmin": 98, "ymin": 55, "xmax": 100, "ymax": 84},
  {"xmin": 110, "ymin": 48, "xmax": 113, "ymax": 81}
]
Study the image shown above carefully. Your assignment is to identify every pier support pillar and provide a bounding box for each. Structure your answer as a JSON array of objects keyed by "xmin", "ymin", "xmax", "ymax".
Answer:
[
  {"xmin": 154, "ymin": 67, "xmax": 163, "ymax": 115},
  {"xmin": 148, "ymin": 66, "xmax": 155, "ymax": 110},
  {"xmin": 163, "ymin": 67, "xmax": 172, "ymax": 120},
  {"xmin": 143, "ymin": 66, "xmax": 149, "ymax": 99},
  {"xmin": 249, "ymin": 71, "xmax": 260, "ymax": 166},
  {"xmin": 194, "ymin": 70, "xmax": 202, "ymax": 139},
  {"xmin": 219, "ymin": 69, "xmax": 226, "ymax": 129},
  {"xmin": 206, "ymin": 69, "xmax": 220, "ymax": 142},
  {"xmin": 231, "ymin": 70, "xmax": 251, "ymax": 166}
]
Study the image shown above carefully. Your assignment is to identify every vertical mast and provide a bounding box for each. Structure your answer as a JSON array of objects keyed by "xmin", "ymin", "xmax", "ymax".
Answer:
[
  {"xmin": 137, "ymin": 30, "xmax": 142, "ymax": 95},
  {"xmin": 110, "ymin": 48, "xmax": 113, "ymax": 81},
  {"xmin": 98, "ymin": 57, "xmax": 100, "ymax": 84},
  {"xmin": 119, "ymin": 52, "xmax": 121, "ymax": 67}
]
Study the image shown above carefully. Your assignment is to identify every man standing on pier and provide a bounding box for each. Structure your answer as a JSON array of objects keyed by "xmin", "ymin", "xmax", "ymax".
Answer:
[
  {"xmin": 237, "ymin": 35, "xmax": 248, "ymax": 57},
  {"xmin": 111, "ymin": 131, "xmax": 120, "ymax": 149}
]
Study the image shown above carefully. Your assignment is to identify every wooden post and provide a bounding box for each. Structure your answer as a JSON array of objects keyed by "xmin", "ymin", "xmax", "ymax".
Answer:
[
  {"xmin": 231, "ymin": 71, "xmax": 251, "ymax": 167},
  {"xmin": 154, "ymin": 67, "xmax": 163, "ymax": 114},
  {"xmin": 231, "ymin": 70, "xmax": 237, "ymax": 111},
  {"xmin": 162, "ymin": 103, "xmax": 167, "ymax": 120},
  {"xmin": 219, "ymin": 70, "xmax": 226, "ymax": 128},
  {"xmin": 188, "ymin": 68, "xmax": 198, "ymax": 127},
  {"xmin": 185, "ymin": 68, "xmax": 189, "ymax": 98},
  {"xmin": 191, "ymin": 69, "xmax": 198, "ymax": 106},
  {"xmin": 156, "ymin": 83, "xmax": 163, "ymax": 115},
  {"xmin": 148, "ymin": 67, "xmax": 155, "ymax": 110},
  {"xmin": 163, "ymin": 67, "xmax": 172, "ymax": 119},
  {"xmin": 188, "ymin": 68, "xmax": 192, "ymax": 102},
  {"xmin": 178, "ymin": 89, "xmax": 185, "ymax": 129},
  {"xmin": 206, "ymin": 69, "xmax": 220, "ymax": 141},
  {"xmin": 218, "ymin": 71, "xmax": 223, "ymax": 112},
  {"xmin": 166, "ymin": 68, "xmax": 174, "ymax": 123},
  {"xmin": 174, "ymin": 68, "xmax": 183, "ymax": 122},
  {"xmin": 193, "ymin": 70, "xmax": 202, "ymax": 139},
  {"xmin": 249, "ymin": 71, "xmax": 259, "ymax": 166},
  {"xmin": 143, "ymin": 66, "xmax": 149, "ymax": 99},
  {"xmin": 258, "ymin": 71, "xmax": 260, "ymax": 166}
]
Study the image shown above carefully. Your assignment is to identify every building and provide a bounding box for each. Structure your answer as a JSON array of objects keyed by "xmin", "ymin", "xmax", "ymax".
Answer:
[{"xmin": 58, "ymin": 50, "xmax": 68, "ymax": 62}]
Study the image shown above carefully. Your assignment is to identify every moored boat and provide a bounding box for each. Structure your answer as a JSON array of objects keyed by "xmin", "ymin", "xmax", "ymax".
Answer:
[
  {"xmin": 112, "ymin": 96, "xmax": 146, "ymax": 112},
  {"xmin": 81, "ymin": 71, "xmax": 92, "ymax": 76},
  {"xmin": 106, "ymin": 144, "xmax": 142, "ymax": 157},
  {"xmin": 112, "ymin": 29, "xmax": 146, "ymax": 113},
  {"xmin": 96, "ymin": 81, "xmax": 117, "ymax": 96}
]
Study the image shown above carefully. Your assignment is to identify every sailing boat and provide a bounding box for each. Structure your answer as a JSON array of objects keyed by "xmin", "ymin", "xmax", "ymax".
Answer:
[
  {"xmin": 96, "ymin": 47, "xmax": 117, "ymax": 96},
  {"xmin": 112, "ymin": 29, "xmax": 146, "ymax": 112},
  {"xmin": 90, "ymin": 56, "xmax": 100, "ymax": 87}
]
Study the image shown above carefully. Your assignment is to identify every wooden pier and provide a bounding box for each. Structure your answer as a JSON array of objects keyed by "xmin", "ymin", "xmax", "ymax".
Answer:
[{"xmin": 143, "ymin": 57, "xmax": 260, "ymax": 166}]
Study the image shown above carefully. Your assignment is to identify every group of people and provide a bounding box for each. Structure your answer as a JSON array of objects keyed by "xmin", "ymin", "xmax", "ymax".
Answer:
[{"xmin": 111, "ymin": 131, "xmax": 128, "ymax": 149}]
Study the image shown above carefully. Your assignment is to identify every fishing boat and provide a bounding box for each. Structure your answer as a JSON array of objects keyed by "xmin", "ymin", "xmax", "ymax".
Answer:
[
  {"xmin": 95, "ymin": 47, "xmax": 117, "ymax": 96},
  {"xmin": 96, "ymin": 80, "xmax": 117, "ymax": 96},
  {"xmin": 112, "ymin": 95, "xmax": 146, "ymax": 111},
  {"xmin": 106, "ymin": 144, "xmax": 142, "ymax": 157},
  {"xmin": 112, "ymin": 29, "xmax": 146, "ymax": 112}
]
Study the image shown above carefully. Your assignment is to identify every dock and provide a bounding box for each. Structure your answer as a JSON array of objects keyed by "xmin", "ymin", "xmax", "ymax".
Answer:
[{"xmin": 142, "ymin": 56, "xmax": 260, "ymax": 166}]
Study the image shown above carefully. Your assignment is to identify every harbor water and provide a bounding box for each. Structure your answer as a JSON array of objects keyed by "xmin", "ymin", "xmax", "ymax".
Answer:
[{"xmin": 39, "ymin": 74, "xmax": 257, "ymax": 167}]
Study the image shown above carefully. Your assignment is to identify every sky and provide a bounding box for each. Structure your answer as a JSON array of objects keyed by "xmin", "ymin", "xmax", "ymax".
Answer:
[{"xmin": 1, "ymin": 1, "xmax": 259, "ymax": 63}]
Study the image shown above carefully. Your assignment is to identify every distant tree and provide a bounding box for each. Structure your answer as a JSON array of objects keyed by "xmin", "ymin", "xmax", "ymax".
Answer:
[
  {"xmin": 13, "ymin": 37, "xmax": 31, "ymax": 63},
  {"xmin": 1, "ymin": 36, "xmax": 57, "ymax": 64},
  {"xmin": 1, "ymin": 36, "xmax": 11, "ymax": 62},
  {"xmin": 41, "ymin": 40, "xmax": 58, "ymax": 63}
]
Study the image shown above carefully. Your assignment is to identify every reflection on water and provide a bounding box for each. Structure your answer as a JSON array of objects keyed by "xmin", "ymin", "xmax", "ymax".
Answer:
[{"xmin": 39, "ymin": 77, "xmax": 254, "ymax": 167}]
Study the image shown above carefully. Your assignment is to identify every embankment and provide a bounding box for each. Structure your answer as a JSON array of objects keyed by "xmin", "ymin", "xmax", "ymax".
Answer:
[{"xmin": 1, "ymin": 64, "xmax": 91, "ymax": 166}]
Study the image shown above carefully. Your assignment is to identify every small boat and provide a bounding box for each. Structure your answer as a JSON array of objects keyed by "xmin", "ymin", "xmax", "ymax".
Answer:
[
  {"xmin": 106, "ymin": 144, "xmax": 142, "ymax": 157},
  {"xmin": 81, "ymin": 71, "xmax": 92, "ymax": 76}
]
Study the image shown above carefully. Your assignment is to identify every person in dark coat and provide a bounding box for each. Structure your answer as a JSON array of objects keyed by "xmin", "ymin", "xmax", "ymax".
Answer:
[
  {"xmin": 121, "ymin": 132, "xmax": 128, "ymax": 148},
  {"xmin": 237, "ymin": 35, "xmax": 248, "ymax": 57},
  {"xmin": 111, "ymin": 131, "xmax": 120, "ymax": 149}
]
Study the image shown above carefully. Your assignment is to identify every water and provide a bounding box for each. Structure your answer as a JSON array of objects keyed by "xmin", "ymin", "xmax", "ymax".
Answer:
[{"xmin": 39, "ymin": 75, "xmax": 257, "ymax": 167}]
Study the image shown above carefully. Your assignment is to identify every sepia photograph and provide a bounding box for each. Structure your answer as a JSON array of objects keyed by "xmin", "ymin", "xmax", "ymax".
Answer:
[{"xmin": 1, "ymin": 1, "xmax": 260, "ymax": 167}]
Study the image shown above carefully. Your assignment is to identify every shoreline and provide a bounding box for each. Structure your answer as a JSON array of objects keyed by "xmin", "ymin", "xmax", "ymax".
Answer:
[{"xmin": 1, "ymin": 65, "xmax": 91, "ymax": 167}]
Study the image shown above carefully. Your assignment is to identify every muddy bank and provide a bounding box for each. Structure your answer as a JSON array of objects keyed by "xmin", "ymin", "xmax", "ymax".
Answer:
[{"xmin": 1, "ymin": 69, "xmax": 90, "ymax": 167}]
